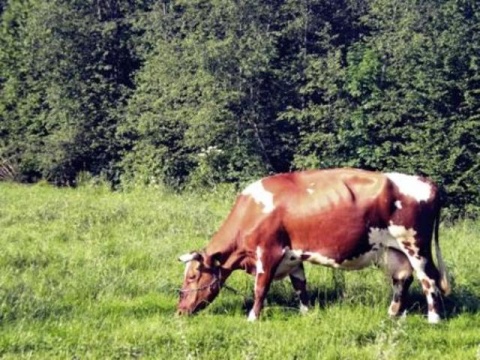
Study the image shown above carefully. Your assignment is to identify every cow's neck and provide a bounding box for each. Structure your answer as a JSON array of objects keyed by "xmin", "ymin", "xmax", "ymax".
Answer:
[{"xmin": 205, "ymin": 230, "xmax": 249, "ymax": 277}]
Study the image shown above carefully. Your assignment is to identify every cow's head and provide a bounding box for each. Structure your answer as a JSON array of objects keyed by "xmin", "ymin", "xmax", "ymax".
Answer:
[{"xmin": 177, "ymin": 251, "xmax": 222, "ymax": 315}]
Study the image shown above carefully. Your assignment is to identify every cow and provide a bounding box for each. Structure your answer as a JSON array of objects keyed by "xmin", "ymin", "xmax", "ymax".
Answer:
[{"xmin": 177, "ymin": 168, "xmax": 450, "ymax": 324}]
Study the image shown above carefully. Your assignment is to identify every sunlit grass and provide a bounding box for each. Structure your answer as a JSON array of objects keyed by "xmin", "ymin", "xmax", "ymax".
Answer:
[{"xmin": 0, "ymin": 182, "xmax": 479, "ymax": 359}]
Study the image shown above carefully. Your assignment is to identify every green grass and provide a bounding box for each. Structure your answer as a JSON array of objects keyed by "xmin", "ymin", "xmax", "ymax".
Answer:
[{"xmin": 0, "ymin": 182, "xmax": 479, "ymax": 359}]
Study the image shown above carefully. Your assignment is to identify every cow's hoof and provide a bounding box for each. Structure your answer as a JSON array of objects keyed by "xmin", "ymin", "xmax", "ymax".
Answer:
[
  {"xmin": 247, "ymin": 309, "xmax": 258, "ymax": 322},
  {"xmin": 428, "ymin": 312, "xmax": 441, "ymax": 324},
  {"xmin": 388, "ymin": 301, "xmax": 401, "ymax": 317},
  {"xmin": 299, "ymin": 304, "xmax": 309, "ymax": 315}
]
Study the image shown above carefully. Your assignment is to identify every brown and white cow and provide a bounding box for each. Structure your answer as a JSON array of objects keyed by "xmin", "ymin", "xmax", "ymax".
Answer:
[{"xmin": 177, "ymin": 168, "xmax": 450, "ymax": 323}]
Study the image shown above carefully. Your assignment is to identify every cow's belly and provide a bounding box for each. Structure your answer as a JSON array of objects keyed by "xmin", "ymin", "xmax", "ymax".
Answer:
[
  {"xmin": 274, "ymin": 226, "xmax": 400, "ymax": 276},
  {"xmin": 304, "ymin": 248, "xmax": 380, "ymax": 270},
  {"xmin": 271, "ymin": 247, "xmax": 378, "ymax": 282}
]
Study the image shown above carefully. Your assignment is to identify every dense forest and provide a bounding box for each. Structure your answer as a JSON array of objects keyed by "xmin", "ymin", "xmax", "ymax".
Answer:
[{"xmin": 0, "ymin": 0, "xmax": 478, "ymax": 217}]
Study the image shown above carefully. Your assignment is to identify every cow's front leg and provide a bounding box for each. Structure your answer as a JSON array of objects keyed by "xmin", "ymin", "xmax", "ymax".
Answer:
[
  {"xmin": 289, "ymin": 263, "xmax": 309, "ymax": 314},
  {"xmin": 248, "ymin": 246, "xmax": 282, "ymax": 321}
]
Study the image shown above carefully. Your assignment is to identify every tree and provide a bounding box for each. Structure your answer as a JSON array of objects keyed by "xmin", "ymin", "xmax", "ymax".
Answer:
[
  {"xmin": 291, "ymin": 0, "xmax": 479, "ymax": 216},
  {"xmin": 0, "ymin": 0, "xmax": 145, "ymax": 183},
  {"xmin": 120, "ymin": 0, "xmax": 290, "ymax": 186}
]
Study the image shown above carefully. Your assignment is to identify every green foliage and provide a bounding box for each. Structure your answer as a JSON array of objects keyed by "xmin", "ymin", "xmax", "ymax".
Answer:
[
  {"xmin": 0, "ymin": 0, "xmax": 145, "ymax": 183},
  {"xmin": 119, "ymin": 0, "xmax": 293, "ymax": 186},
  {"xmin": 0, "ymin": 0, "xmax": 479, "ymax": 216}
]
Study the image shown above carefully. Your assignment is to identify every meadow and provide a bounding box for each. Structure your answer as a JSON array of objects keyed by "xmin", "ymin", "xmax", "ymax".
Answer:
[{"xmin": 0, "ymin": 182, "xmax": 479, "ymax": 359}]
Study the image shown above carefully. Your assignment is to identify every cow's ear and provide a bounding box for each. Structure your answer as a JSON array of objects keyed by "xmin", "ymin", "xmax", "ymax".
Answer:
[
  {"xmin": 205, "ymin": 252, "xmax": 221, "ymax": 268},
  {"xmin": 213, "ymin": 253, "xmax": 221, "ymax": 267},
  {"xmin": 178, "ymin": 252, "xmax": 202, "ymax": 263}
]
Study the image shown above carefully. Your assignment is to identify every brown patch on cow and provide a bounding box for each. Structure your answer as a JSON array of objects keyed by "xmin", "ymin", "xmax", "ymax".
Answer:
[
  {"xmin": 402, "ymin": 241, "xmax": 411, "ymax": 247},
  {"xmin": 389, "ymin": 301, "xmax": 401, "ymax": 316},
  {"xmin": 428, "ymin": 304, "xmax": 435, "ymax": 312},
  {"xmin": 407, "ymin": 249, "xmax": 415, "ymax": 256},
  {"xmin": 422, "ymin": 279, "xmax": 431, "ymax": 290}
]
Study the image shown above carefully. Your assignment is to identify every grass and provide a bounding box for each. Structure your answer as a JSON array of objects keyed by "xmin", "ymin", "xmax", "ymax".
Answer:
[{"xmin": 0, "ymin": 181, "xmax": 479, "ymax": 359}]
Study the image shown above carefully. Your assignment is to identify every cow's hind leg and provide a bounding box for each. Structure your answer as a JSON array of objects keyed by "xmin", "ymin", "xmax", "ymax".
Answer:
[
  {"xmin": 388, "ymin": 224, "xmax": 443, "ymax": 324},
  {"xmin": 289, "ymin": 263, "xmax": 309, "ymax": 314},
  {"xmin": 382, "ymin": 248, "xmax": 413, "ymax": 317}
]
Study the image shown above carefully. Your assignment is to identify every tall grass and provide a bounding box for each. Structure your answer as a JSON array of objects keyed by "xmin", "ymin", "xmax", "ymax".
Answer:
[{"xmin": 0, "ymin": 182, "xmax": 479, "ymax": 359}]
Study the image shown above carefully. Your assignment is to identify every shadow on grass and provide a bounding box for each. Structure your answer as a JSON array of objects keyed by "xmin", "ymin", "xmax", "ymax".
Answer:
[
  {"xmin": 389, "ymin": 283, "xmax": 480, "ymax": 320},
  {"xmin": 208, "ymin": 280, "xmax": 480, "ymax": 321},
  {"xmin": 209, "ymin": 282, "xmax": 345, "ymax": 316},
  {"xmin": 432, "ymin": 284, "xmax": 479, "ymax": 319}
]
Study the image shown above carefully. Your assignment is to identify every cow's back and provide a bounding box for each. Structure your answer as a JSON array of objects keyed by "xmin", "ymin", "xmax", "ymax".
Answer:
[
  {"xmin": 272, "ymin": 169, "xmax": 393, "ymax": 260},
  {"xmin": 278, "ymin": 168, "xmax": 388, "ymax": 211}
]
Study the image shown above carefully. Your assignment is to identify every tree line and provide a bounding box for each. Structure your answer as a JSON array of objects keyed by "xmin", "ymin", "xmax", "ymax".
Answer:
[{"xmin": 0, "ymin": 0, "xmax": 478, "ymax": 217}]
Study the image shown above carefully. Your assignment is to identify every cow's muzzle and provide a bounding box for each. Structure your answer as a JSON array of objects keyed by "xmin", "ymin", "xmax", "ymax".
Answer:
[{"xmin": 176, "ymin": 308, "xmax": 191, "ymax": 316}]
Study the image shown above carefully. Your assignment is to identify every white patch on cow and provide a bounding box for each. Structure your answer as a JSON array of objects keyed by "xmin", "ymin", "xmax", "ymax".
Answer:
[
  {"xmin": 305, "ymin": 182, "xmax": 316, "ymax": 195},
  {"xmin": 388, "ymin": 224, "xmax": 419, "ymax": 250},
  {"xmin": 303, "ymin": 252, "xmax": 340, "ymax": 268},
  {"xmin": 387, "ymin": 224, "xmax": 417, "ymax": 240},
  {"xmin": 178, "ymin": 253, "xmax": 198, "ymax": 263},
  {"xmin": 428, "ymin": 311, "xmax": 441, "ymax": 324},
  {"xmin": 388, "ymin": 223, "xmax": 424, "ymax": 266},
  {"xmin": 254, "ymin": 247, "xmax": 264, "ymax": 295},
  {"xmin": 388, "ymin": 224, "xmax": 405, "ymax": 238},
  {"xmin": 340, "ymin": 250, "xmax": 381, "ymax": 270},
  {"xmin": 386, "ymin": 172, "xmax": 432, "ymax": 202},
  {"xmin": 179, "ymin": 253, "xmax": 198, "ymax": 280},
  {"xmin": 416, "ymin": 271, "xmax": 430, "ymax": 283},
  {"xmin": 396, "ymin": 268, "xmax": 412, "ymax": 280},
  {"xmin": 183, "ymin": 261, "xmax": 192, "ymax": 280},
  {"xmin": 289, "ymin": 265, "xmax": 306, "ymax": 282},
  {"xmin": 394, "ymin": 200, "xmax": 403, "ymax": 209},
  {"xmin": 242, "ymin": 180, "xmax": 275, "ymax": 213},
  {"xmin": 299, "ymin": 303, "xmax": 309, "ymax": 314},
  {"xmin": 274, "ymin": 248, "xmax": 303, "ymax": 279},
  {"xmin": 248, "ymin": 309, "xmax": 257, "ymax": 322},
  {"xmin": 306, "ymin": 247, "xmax": 382, "ymax": 271},
  {"xmin": 255, "ymin": 246, "xmax": 265, "ymax": 275},
  {"xmin": 368, "ymin": 227, "xmax": 398, "ymax": 249}
]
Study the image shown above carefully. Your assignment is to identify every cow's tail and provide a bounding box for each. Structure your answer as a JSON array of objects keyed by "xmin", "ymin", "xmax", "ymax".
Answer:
[{"xmin": 434, "ymin": 205, "xmax": 451, "ymax": 296}]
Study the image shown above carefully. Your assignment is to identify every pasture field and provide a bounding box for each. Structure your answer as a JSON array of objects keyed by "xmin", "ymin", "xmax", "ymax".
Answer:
[{"xmin": 0, "ymin": 182, "xmax": 479, "ymax": 359}]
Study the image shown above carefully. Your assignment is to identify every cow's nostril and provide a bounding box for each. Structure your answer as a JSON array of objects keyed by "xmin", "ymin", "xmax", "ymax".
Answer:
[{"xmin": 176, "ymin": 308, "xmax": 190, "ymax": 316}]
